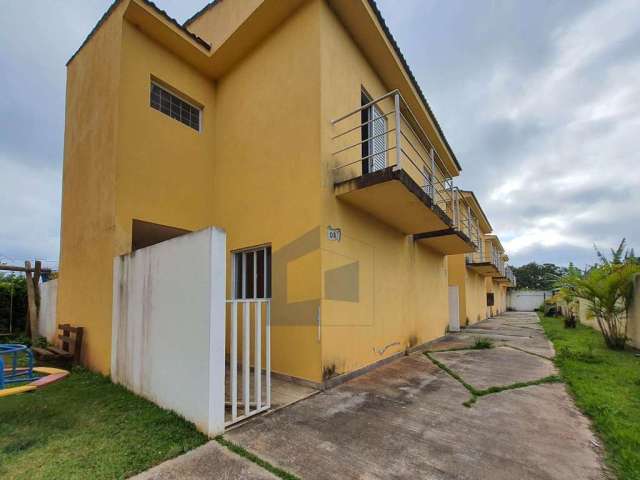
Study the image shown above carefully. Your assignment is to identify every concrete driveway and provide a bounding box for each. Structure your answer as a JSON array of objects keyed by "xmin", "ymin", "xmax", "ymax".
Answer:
[{"xmin": 226, "ymin": 312, "xmax": 607, "ymax": 479}]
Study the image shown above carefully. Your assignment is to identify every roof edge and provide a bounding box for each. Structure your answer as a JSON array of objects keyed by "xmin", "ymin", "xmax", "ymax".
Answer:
[
  {"xmin": 66, "ymin": 0, "xmax": 211, "ymax": 67},
  {"xmin": 183, "ymin": 0, "xmax": 223, "ymax": 27},
  {"xmin": 461, "ymin": 190, "xmax": 492, "ymax": 232},
  {"xmin": 66, "ymin": 0, "xmax": 122, "ymax": 66}
]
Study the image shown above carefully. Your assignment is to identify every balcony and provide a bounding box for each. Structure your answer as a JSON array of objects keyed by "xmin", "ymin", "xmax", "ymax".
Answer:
[
  {"xmin": 331, "ymin": 90, "xmax": 475, "ymax": 254},
  {"xmin": 496, "ymin": 266, "xmax": 517, "ymax": 287},
  {"xmin": 414, "ymin": 188, "xmax": 479, "ymax": 254},
  {"xmin": 466, "ymin": 249, "xmax": 505, "ymax": 277}
]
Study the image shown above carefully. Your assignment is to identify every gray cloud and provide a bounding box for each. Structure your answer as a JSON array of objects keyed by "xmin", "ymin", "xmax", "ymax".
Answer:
[
  {"xmin": 378, "ymin": 0, "xmax": 640, "ymax": 267},
  {"xmin": 0, "ymin": 0, "xmax": 207, "ymax": 269},
  {"xmin": 1, "ymin": 0, "xmax": 638, "ymax": 270}
]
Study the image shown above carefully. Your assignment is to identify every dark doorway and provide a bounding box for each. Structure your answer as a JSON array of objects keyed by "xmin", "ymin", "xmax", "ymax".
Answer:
[{"xmin": 131, "ymin": 219, "xmax": 190, "ymax": 251}]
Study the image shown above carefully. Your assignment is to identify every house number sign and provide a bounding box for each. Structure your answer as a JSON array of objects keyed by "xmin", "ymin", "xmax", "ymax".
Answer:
[{"xmin": 327, "ymin": 226, "xmax": 342, "ymax": 242}]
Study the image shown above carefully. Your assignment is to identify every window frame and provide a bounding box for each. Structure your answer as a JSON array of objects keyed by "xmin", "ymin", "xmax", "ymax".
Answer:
[
  {"xmin": 486, "ymin": 292, "xmax": 495, "ymax": 307},
  {"xmin": 232, "ymin": 244, "xmax": 272, "ymax": 300},
  {"xmin": 150, "ymin": 80, "xmax": 202, "ymax": 133}
]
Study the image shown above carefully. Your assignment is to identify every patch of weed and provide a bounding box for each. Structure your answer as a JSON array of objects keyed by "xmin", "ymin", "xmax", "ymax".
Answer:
[{"xmin": 471, "ymin": 338, "xmax": 493, "ymax": 350}]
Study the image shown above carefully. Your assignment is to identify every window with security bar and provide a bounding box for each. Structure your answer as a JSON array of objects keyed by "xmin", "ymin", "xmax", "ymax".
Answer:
[
  {"xmin": 150, "ymin": 82, "xmax": 201, "ymax": 131},
  {"xmin": 233, "ymin": 246, "xmax": 272, "ymax": 299}
]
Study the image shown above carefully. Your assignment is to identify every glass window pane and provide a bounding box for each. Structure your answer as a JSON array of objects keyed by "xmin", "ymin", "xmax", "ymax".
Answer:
[
  {"xmin": 234, "ymin": 253, "xmax": 242, "ymax": 299},
  {"xmin": 256, "ymin": 249, "xmax": 265, "ymax": 298},
  {"xmin": 245, "ymin": 252, "xmax": 254, "ymax": 299},
  {"xmin": 149, "ymin": 83, "xmax": 201, "ymax": 132},
  {"xmin": 266, "ymin": 247, "xmax": 272, "ymax": 298}
]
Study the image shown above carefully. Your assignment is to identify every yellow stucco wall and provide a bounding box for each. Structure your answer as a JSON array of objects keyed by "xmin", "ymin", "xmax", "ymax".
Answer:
[
  {"xmin": 211, "ymin": 0, "xmax": 323, "ymax": 382},
  {"xmin": 485, "ymin": 278, "xmax": 507, "ymax": 317},
  {"xmin": 59, "ymin": 0, "xmax": 465, "ymax": 382},
  {"xmin": 58, "ymin": 2, "xmax": 127, "ymax": 373},
  {"xmin": 466, "ymin": 267, "xmax": 488, "ymax": 325},
  {"xmin": 317, "ymin": 1, "xmax": 449, "ymax": 378},
  {"xmin": 186, "ymin": 0, "xmax": 263, "ymax": 49},
  {"xmin": 448, "ymin": 255, "xmax": 488, "ymax": 327}
]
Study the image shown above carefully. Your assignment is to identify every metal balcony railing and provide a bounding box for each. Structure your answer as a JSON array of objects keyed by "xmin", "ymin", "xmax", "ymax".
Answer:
[
  {"xmin": 466, "ymin": 249, "xmax": 506, "ymax": 275},
  {"xmin": 331, "ymin": 90, "xmax": 475, "ymax": 238},
  {"xmin": 450, "ymin": 187, "xmax": 480, "ymax": 244},
  {"xmin": 505, "ymin": 267, "xmax": 517, "ymax": 286}
]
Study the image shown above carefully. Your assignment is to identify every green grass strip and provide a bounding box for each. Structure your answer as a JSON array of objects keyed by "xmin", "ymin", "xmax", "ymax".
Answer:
[
  {"xmin": 539, "ymin": 313, "xmax": 640, "ymax": 479},
  {"xmin": 215, "ymin": 436, "xmax": 301, "ymax": 480},
  {"xmin": 425, "ymin": 351, "xmax": 562, "ymax": 408}
]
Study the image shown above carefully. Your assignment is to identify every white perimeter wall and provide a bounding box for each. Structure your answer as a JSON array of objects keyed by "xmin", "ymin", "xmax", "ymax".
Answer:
[
  {"xmin": 111, "ymin": 227, "xmax": 226, "ymax": 436},
  {"xmin": 38, "ymin": 279, "xmax": 58, "ymax": 342},
  {"xmin": 508, "ymin": 290, "xmax": 553, "ymax": 311}
]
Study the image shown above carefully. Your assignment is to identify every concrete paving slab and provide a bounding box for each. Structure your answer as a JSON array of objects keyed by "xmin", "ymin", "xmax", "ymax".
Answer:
[
  {"xmin": 130, "ymin": 441, "xmax": 278, "ymax": 480},
  {"xmin": 432, "ymin": 346, "xmax": 557, "ymax": 390},
  {"xmin": 226, "ymin": 312, "xmax": 605, "ymax": 480}
]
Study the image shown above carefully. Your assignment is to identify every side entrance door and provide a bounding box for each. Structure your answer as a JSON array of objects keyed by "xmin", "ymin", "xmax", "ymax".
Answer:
[{"xmin": 448, "ymin": 286, "xmax": 460, "ymax": 332}]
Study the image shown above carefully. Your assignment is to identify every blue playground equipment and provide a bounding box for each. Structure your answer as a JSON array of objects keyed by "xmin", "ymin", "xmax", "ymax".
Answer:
[{"xmin": 0, "ymin": 344, "xmax": 39, "ymax": 390}]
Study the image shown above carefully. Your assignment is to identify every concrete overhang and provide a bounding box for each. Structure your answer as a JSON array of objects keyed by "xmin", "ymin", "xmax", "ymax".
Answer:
[
  {"xmin": 466, "ymin": 262, "xmax": 499, "ymax": 277},
  {"xmin": 413, "ymin": 229, "xmax": 476, "ymax": 255},
  {"xmin": 122, "ymin": 0, "xmax": 305, "ymax": 78},
  {"xmin": 335, "ymin": 167, "xmax": 452, "ymax": 235},
  {"xmin": 496, "ymin": 277, "xmax": 515, "ymax": 287}
]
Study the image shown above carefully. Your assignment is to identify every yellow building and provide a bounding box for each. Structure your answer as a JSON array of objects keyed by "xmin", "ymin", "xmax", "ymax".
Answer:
[
  {"xmin": 59, "ymin": 0, "xmax": 488, "ymax": 385},
  {"xmin": 483, "ymin": 235, "xmax": 515, "ymax": 316},
  {"xmin": 448, "ymin": 198, "xmax": 516, "ymax": 326},
  {"xmin": 447, "ymin": 191, "xmax": 492, "ymax": 327}
]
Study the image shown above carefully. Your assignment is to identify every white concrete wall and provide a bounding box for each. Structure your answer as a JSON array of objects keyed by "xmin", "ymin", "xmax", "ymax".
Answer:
[
  {"xmin": 111, "ymin": 227, "xmax": 226, "ymax": 436},
  {"xmin": 627, "ymin": 274, "xmax": 640, "ymax": 348},
  {"xmin": 508, "ymin": 290, "xmax": 553, "ymax": 311},
  {"xmin": 38, "ymin": 279, "xmax": 58, "ymax": 342}
]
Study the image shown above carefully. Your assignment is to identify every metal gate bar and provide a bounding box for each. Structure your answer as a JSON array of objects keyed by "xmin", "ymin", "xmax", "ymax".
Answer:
[{"xmin": 225, "ymin": 298, "xmax": 271, "ymax": 427}]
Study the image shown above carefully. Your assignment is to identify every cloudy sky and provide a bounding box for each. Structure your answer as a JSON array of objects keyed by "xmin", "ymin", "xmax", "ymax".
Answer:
[{"xmin": 1, "ymin": 0, "xmax": 638, "ymax": 269}]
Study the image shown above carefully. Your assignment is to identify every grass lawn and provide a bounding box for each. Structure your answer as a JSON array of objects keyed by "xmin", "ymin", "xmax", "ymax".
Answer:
[
  {"xmin": 0, "ymin": 367, "xmax": 207, "ymax": 480},
  {"xmin": 540, "ymin": 315, "xmax": 640, "ymax": 480}
]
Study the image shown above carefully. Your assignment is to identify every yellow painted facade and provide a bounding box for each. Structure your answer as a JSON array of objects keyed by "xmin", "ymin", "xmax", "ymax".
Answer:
[
  {"xmin": 447, "ymin": 193, "xmax": 514, "ymax": 325},
  {"xmin": 58, "ymin": 0, "xmax": 505, "ymax": 383},
  {"xmin": 448, "ymin": 255, "xmax": 488, "ymax": 326}
]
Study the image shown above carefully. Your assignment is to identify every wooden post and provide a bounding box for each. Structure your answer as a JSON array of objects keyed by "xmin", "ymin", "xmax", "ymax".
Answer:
[
  {"xmin": 33, "ymin": 260, "xmax": 42, "ymax": 330},
  {"xmin": 24, "ymin": 261, "xmax": 39, "ymax": 340}
]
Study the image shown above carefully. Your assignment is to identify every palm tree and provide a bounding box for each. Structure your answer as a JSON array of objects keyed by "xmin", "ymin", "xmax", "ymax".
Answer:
[
  {"xmin": 594, "ymin": 238, "xmax": 639, "ymax": 267},
  {"xmin": 558, "ymin": 261, "xmax": 640, "ymax": 349}
]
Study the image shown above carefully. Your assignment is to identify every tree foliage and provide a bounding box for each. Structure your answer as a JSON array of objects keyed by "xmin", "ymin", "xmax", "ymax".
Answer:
[
  {"xmin": 594, "ymin": 238, "xmax": 638, "ymax": 267},
  {"xmin": 0, "ymin": 273, "xmax": 27, "ymax": 333},
  {"xmin": 511, "ymin": 262, "xmax": 567, "ymax": 290},
  {"xmin": 556, "ymin": 239, "xmax": 640, "ymax": 350}
]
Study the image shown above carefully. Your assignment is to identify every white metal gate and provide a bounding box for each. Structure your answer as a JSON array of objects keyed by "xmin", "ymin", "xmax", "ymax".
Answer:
[{"xmin": 225, "ymin": 298, "xmax": 271, "ymax": 427}]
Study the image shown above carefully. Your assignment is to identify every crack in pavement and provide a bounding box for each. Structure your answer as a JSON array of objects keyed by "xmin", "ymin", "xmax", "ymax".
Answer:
[{"xmin": 424, "ymin": 350, "xmax": 562, "ymax": 408}]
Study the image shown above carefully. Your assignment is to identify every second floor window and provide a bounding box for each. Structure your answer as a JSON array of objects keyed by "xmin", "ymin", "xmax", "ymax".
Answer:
[
  {"xmin": 361, "ymin": 90, "xmax": 387, "ymax": 174},
  {"xmin": 150, "ymin": 82, "xmax": 201, "ymax": 132}
]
